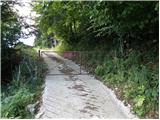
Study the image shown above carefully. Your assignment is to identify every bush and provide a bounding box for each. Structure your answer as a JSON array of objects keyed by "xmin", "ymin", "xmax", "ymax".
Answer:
[
  {"xmin": 1, "ymin": 88, "xmax": 34, "ymax": 118},
  {"xmin": 1, "ymin": 46, "xmax": 47, "ymax": 118},
  {"xmin": 94, "ymin": 50, "xmax": 158, "ymax": 118},
  {"xmin": 54, "ymin": 41, "xmax": 72, "ymax": 52}
]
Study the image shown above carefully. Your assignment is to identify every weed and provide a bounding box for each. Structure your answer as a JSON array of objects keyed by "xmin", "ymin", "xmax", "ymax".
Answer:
[
  {"xmin": 94, "ymin": 50, "xmax": 158, "ymax": 118},
  {"xmin": 1, "ymin": 46, "xmax": 47, "ymax": 118}
]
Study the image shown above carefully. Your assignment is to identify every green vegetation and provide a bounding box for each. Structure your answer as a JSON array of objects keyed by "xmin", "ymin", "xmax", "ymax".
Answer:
[
  {"xmin": 1, "ymin": 1, "xmax": 47, "ymax": 118},
  {"xmin": 33, "ymin": 1, "xmax": 158, "ymax": 118},
  {"xmin": 1, "ymin": 1, "xmax": 22, "ymax": 83},
  {"xmin": 95, "ymin": 50, "xmax": 158, "ymax": 117},
  {"xmin": 1, "ymin": 45, "xmax": 47, "ymax": 118}
]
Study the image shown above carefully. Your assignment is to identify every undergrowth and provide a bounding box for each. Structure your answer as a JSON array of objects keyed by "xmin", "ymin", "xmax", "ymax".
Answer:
[
  {"xmin": 1, "ymin": 45, "xmax": 47, "ymax": 118},
  {"xmin": 54, "ymin": 41, "xmax": 72, "ymax": 52},
  {"xmin": 94, "ymin": 50, "xmax": 158, "ymax": 118}
]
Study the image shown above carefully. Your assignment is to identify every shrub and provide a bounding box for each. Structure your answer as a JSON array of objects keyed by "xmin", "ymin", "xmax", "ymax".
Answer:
[
  {"xmin": 1, "ymin": 46, "xmax": 47, "ymax": 118},
  {"xmin": 1, "ymin": 88, "xmax": 34, "ymax": 118},
  {"xmin": 94, "ymin": 50, "xmax": 158, "ymax": 118}
]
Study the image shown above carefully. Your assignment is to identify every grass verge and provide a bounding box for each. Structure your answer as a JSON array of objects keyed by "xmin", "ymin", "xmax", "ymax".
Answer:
[{"xmin": 1, "ymin": 45, "xmax": 47, "ymax": 118}]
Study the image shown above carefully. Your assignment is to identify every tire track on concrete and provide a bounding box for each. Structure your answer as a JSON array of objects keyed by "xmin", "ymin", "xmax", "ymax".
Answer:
[{"xmin": 36, "ymin": 51, "xmax": 137, "ymax": 119}]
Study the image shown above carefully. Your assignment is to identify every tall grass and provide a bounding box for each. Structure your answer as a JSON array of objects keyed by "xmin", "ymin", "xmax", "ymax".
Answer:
[
  {"xmin": 1, "ymin": 46, "xmax": 47, "ymax": 118},
  {"xmin": 94, "ymin": 50, "xmax": 158, "ymax": 118}
]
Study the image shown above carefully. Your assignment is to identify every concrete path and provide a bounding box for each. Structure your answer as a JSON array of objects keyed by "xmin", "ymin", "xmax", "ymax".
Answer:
[{"xmin": 35, "ymin": 51, "xmax": 137, "ymax": 119}]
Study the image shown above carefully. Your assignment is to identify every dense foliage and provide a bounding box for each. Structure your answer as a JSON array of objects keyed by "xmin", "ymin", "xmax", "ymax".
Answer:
[
  {"xmin": 33, "ymin": 1, "xmax": 158, "ymax": 51},
  {"xmin": 33, "ymin": 1, "xmax": 158, "ymax": 118},
  {"xmin": 94, "ymin": 50, "xmax": 158, "ymax": 117},
  {"xmin": 1, "ymin": 46, "xmax": 47, "ymax": 118},
  {"xmin": 1, "ymin": 1, "xmax": 22, "ymax": 83}
]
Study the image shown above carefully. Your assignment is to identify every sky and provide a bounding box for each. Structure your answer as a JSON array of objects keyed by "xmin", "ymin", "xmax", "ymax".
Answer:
[{"xmin": 14, "ymin": 1, "xmax": 37, "ymax": 46}]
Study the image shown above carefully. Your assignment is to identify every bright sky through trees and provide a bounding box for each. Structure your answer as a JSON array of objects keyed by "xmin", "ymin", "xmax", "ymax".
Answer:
[{"xmin": 15, "ymin": 1, "xmax": 35, "ymax": 46}]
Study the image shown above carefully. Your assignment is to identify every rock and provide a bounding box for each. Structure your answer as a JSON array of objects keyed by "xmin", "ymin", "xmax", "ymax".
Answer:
[
  {"xmin": 26, "ymin": 101, "xmax": 39, "ymax": 116},
  {"xmin": 41, "ymin": 84, "xmax": 45, "ymax": 89}
]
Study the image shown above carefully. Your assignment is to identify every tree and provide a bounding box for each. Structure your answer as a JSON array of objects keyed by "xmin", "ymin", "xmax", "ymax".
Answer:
[
  {"xmin": 33, "ymin": 1, "xmax": 158, "ymax": 53},
  {"xmin": 1, "ymin": 1, "xmax": 21, "ymax": 83}
]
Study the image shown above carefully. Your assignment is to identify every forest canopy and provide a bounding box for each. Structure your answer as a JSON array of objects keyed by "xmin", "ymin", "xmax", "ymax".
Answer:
[{"xmin": 33, "ymin": 1, "xmax": 158, "ymax": 53}]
